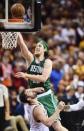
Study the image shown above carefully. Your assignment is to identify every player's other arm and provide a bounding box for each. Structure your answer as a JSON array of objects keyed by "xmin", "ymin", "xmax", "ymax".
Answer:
[
  {"xmin": 34, "ymin": 101, "xmax": 65, "ymax": 127},
  {"xmin": 64, "ymin": 99, "xmax": 84, "ymax": 111},
  {"xmin": 27, "ymin": 59, "xmax": 52, "ymax": 82},
  {"xmin": 15, "ymin": 59, "xmax": 52, "ymax": 82},
  {"xmin": 17, "ymin": 32, "xmax": 34, "ymax": 65},
  {"xmin": 3, "ymin": 87, "xmax": 10, "ymax": 120}
]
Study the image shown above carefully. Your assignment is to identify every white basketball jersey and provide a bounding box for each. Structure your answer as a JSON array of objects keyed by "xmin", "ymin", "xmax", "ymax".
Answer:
[{"xmin": 24, "ymin": 103, "xmax": 49, "ymax": 131}]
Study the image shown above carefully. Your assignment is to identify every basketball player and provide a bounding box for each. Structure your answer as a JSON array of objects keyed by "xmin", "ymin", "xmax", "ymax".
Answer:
[
  {"xmin": 20, "ymin": 88, "xmax": 65, "ymax": 131},
  {"xmin": 16, "ymin": 33, "xmax": 68, "ymax": 131}
]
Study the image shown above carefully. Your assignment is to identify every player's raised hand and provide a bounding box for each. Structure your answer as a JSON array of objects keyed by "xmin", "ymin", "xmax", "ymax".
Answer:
[
  {"xmin": 32, "ymin": 87, "xmax": 45, "ymax": 94},
  {"xmin": 57, "ymin": 101, "xmax": 65, "ymax": 111},
  {"xmin": 25, "ymin": 87, "xmax": 45, "ymax": 98},
  {"xmin": 64, "ymin": 105, "xmax": 70, "ymax": 111},
  {"xmin": 15, "ymin": 72, "xmax": 27, "ymax": 79}
]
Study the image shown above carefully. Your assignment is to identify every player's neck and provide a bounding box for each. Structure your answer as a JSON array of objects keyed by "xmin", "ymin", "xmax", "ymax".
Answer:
[
  {"xmin": 30, "ymin": 99, "xmax": 39, "ymax": 105},
  {"xmin": 35, "ymin": 54, "xmax": 44, "ymax": 62}
]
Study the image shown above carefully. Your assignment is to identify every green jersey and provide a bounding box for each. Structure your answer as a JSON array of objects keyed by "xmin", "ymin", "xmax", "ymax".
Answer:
[
  {"xmin": 27, "ymin": 58, "xmax": 50, "ymax": 91},
  {"xmin": 27, "ymin": 58, "xmax": 58, "ymax": 117}
]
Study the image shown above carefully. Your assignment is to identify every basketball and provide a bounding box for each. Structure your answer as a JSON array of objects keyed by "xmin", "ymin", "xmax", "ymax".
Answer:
[{"xmin": 11, "ymin": 3, "xmax": 25, "ymax": 18}]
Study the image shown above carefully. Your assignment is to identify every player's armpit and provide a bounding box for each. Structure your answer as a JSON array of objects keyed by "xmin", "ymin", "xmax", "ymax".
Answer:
[{"xmin": 42, "ymin": 59, "xmax": 52, "ymax": 81}]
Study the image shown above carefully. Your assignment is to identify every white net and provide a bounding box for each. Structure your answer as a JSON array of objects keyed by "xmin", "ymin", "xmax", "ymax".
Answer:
[{"xmin": 0, "ymin": 32, "xmax": 18, "ymax": 49}]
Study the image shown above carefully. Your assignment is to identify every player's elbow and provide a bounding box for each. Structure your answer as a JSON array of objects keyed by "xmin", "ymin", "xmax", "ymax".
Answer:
[
  {"xmin": 46, "ymin": 122, "xmax": 52, "ymax": 127},
  {"xmin": 41, "ymin": 78, "xmax": 46, "ymax": 83},
  {"xmin": 41, "ymin": 76, "xmax": 48, "ymax": 82},
  {"xmin": 43, "ymin": 119, "xmax": 52, "ymax": 127}
]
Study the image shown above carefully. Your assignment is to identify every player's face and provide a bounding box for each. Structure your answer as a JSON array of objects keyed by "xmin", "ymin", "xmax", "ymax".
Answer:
[
  {"xmin": 25, "ymin": 89, "xmax": 36, "ymax": 104},
  {"xmin": 25, "ymin": 89, "xmax": 36, "ymax": 99},
  {"xmin": 34, "ymin": 42, "xmax": 45, "ymax": 57}
]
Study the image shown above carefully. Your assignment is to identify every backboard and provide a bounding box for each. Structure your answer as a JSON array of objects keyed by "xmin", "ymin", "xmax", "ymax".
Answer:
[{"xmin": 0, "ymin": 0, "xmax": 41, "ymax": 32}]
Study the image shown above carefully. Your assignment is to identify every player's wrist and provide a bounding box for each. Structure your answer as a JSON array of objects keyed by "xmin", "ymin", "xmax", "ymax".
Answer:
[
  {"xmin": 25, "ymin": 73, "xmax": 29, "ymax": 78},
  {"xmin": 56, "ymin": 106, "xmax": 62, "ymax": 112}
]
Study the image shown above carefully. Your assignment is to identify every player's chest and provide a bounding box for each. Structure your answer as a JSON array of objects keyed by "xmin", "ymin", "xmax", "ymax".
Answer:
[{"xmin": 29, "ymin": 65, "xmax": 43, "ymax": 74}]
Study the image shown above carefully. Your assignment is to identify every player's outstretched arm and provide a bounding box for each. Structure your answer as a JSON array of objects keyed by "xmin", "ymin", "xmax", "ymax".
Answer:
[
  {"xmin": 15, "ymin": 59, "xmax": 52, "ymax": 82},
  {"xmin": 64, "ymin": 99, "xmax": 84, "ymax": 112},
  {"xmin": 25, "ymin": 87, "xmax": 45, "ymax": 96},
  {"xmin": 33, "ymin": 101, "xmax": 65, "ymax": 127},
  {"xmin": 17, "ymin": 32, "xmax": 34, "ymax": 65}
]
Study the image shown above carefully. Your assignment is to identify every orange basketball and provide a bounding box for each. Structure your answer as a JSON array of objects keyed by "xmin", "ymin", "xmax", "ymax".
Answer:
[{"xmin": 11, "ymin": 3, "xmax": 25, "ymax": 19}]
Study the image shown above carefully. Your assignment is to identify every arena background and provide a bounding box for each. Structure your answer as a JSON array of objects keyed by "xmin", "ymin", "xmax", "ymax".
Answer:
[{"xmin": 0, "ymin": 0, "xmax": 84, "ymax": 131}]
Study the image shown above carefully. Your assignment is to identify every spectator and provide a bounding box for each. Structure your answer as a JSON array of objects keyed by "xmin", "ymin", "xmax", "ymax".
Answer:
[
  {"xmin": 0, "ymin": 66, "xmax": 12, "ymax": 131},
  {"xmin": 24, "ymin": 6, "xmax": 32, "ymax": 24},
  {"xmin": 2, "ymin": 56, "xmax": 12, "ymax": 87},
  {"xmin": 57, "ymin": 80, "xmax": 66, "ymax": 101},
  {"xmin": 9, "ymin": 89, "xmax": 24, "ymax": 116},
  {"xmin": 50, "ymin": 60, "xmax": 63, "ymax": 93},
  {"xmin": 79, "ymin": 36, "xmax": 84, "ymax": 50},
  {"xmin": 61, "ymin": 85, "xmax": 78, "ymax": 105},
  {"xmin": 75, "ymin": 81, "xmax": 84, "ymax": 101},
  {"xmin": 9, "ymin": 115, "xmax": 29, "ymax": 131},
  {"xmin": 12, "ymin": 59, "xmax": 27, "ymax": 91},
  {"xmin": 9, "ymin": 89, "xmax": 29, "ymax": 131}
]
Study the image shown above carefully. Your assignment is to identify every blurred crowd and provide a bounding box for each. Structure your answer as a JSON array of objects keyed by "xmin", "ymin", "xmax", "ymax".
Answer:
[
  {"xmin": 0, "ymin": 0, "xmax": 84, "ymax": 126},
  {"xmin": 40, "ymin": 0, "xmax": 84, "ymax": 105}
]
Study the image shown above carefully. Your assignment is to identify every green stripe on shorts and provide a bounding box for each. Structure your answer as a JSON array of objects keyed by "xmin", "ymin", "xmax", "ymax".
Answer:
[{"xmin": 37, "ymin": 92, "xmax": 58, "ymax": 117}]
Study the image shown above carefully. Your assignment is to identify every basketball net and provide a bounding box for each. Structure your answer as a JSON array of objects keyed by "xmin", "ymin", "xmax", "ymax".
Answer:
[{"xmin": 0, "ymin": 32, "xmax": 18, "ymax": 49}]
